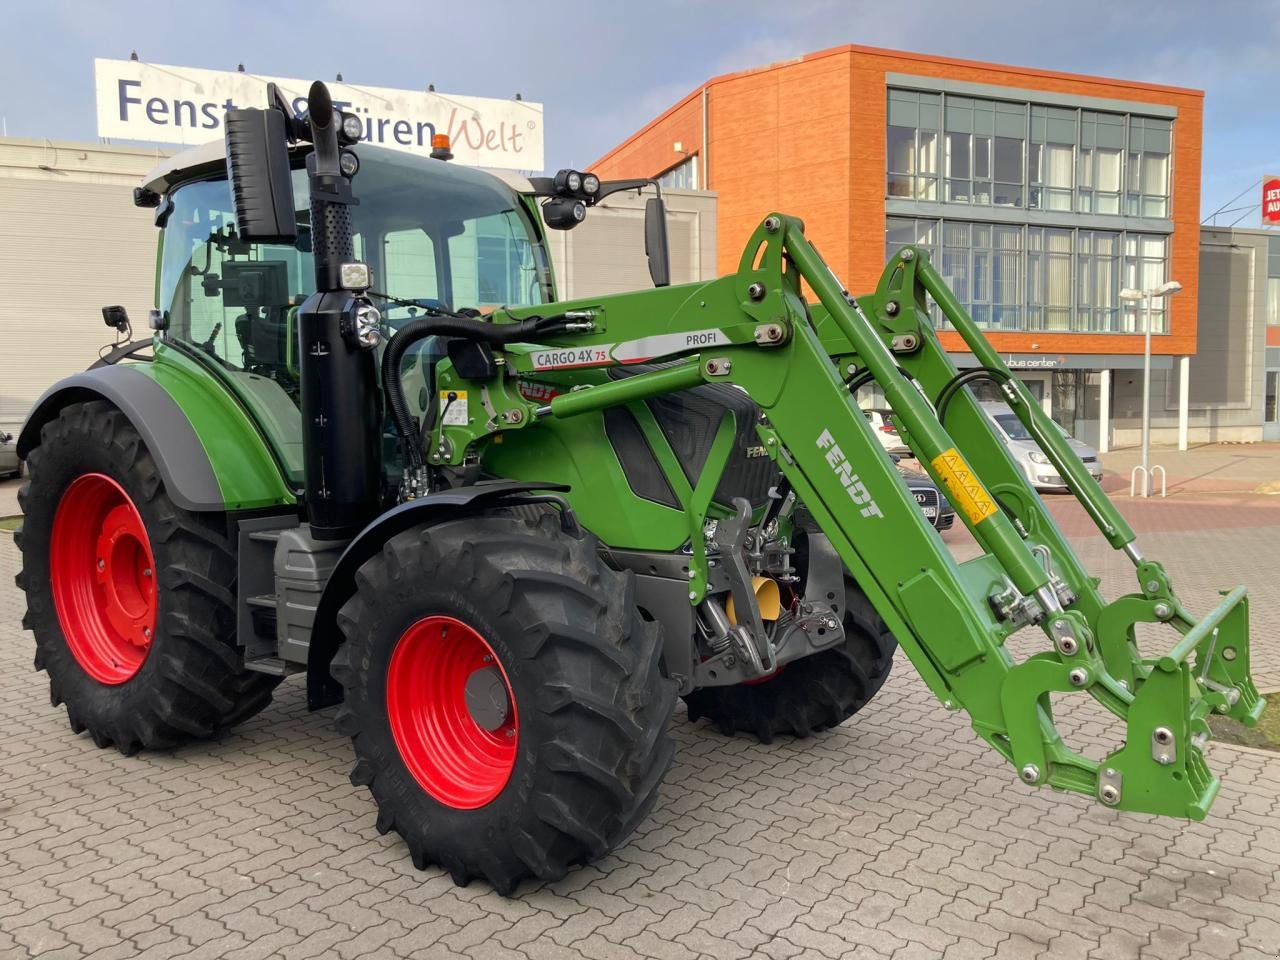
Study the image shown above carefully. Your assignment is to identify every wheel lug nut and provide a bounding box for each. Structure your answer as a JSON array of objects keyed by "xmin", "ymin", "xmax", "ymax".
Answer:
[
  {"xmin": 143, "ymin": 568, "xmax": 152, "ymax": 578},
  {"xmin": 143, "ymin": 627, "xmax": 152, "ymax": 639},
  {"xmin": 97, "ymin": 559, "xmax": 105, "ymax": 570}
]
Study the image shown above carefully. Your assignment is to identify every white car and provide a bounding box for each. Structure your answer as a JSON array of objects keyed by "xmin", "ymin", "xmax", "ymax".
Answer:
[
  {"xmin": 980, "ymin": 402, "xmax": 1103, "ymax": 492},
  {"xmin": 863, "ymin": 408, "xmax": 909, "ymax": 455}
]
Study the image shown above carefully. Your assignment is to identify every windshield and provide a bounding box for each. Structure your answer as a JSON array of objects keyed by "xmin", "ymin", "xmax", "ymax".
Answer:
[
  {"xmin": 994, "ymin": 413, "xmax": 1032, "ymax": 441},
  {"xmin": 159, "ymin": 147, "xmax": 552, "ymax": 343}
]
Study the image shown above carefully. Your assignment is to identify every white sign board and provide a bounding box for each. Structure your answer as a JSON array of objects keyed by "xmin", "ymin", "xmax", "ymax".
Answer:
[{"xmin": 94, "ymin": 58, "xmax": 543, "ymax": 171}]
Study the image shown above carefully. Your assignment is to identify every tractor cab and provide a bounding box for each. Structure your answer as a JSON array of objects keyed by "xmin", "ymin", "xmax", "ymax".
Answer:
[{"xmin": 141, "ymin": 142, "xmax": 555, "ymax": 487}]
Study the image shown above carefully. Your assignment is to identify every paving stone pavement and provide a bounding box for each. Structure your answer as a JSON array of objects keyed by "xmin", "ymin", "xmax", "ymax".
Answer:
[{"xmin": 1, "ymin": 498, "xmax": 1279, "ymax": 960}]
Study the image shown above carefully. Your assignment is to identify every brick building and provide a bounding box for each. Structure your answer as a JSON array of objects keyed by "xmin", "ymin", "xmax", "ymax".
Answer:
[{"xmin": 592, "ymin": 44, "xmax": 1219, "ymax": 448}]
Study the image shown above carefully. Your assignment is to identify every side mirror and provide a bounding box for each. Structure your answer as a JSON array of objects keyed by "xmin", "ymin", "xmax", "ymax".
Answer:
[
  {"xmin": 224, "ymin": 104, "xmax": 297, "ymax": 244},
  {"xmin": 645, "ymin": 196, "xmax": 670, "ymax": 288}
]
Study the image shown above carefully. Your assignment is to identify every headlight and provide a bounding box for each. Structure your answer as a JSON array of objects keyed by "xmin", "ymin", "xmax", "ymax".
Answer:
[
  {"xmin": 1028, "ymin": 451, "xmax": 1050, "ymax": 465},
  {"xmin": 353, "ymin": 303, "xmax": 382, "ymax": 349},
  {"xmin": 339, "ymin": 150, "xmax": 360, "ymax": 177},
  {"xmin": 541, "ymin": 196, "xmax": 587, "ymax": 230},
  {"xmin": 582, "ymin": 173, "xmax": 600, "ymax": 195},
  {"xmin": 341, "ymin": 113, "xmax": 363, "ymax": 142},
  {"xmin": 339, "ymin": 261, "xmax": 372, "ymax": 291},
  {"xmin": 566, "ymin": 171, "xmax": 582, "ymax": 193}
]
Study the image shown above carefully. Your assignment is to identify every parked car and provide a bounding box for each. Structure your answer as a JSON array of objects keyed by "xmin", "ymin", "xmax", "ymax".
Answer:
[
  {"xmin": 864, "ymin": 408, "xmax": 910, "ymax": 455},
  {"xmin": 0, "ymin": 431, "xmax": 21, "ymax": 480},
  {"xmin": 979, "ymin": 401, "xmax": 1102, "ymax": 491},
  {"xmin": 897, "ymin": 460, "xmax": 955, "ymax": 531}
]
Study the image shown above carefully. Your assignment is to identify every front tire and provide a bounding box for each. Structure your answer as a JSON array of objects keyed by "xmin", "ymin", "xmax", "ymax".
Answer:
[
  {"xmin": 15, "ymin": 400, "xmax": 279, "ymax": 753},
  {"xmin": 333, "ymin": 514, "xmax": 676, "ymax": 895},
  {"xmin": 683, "ymin": 581, "xmax": 896, "ymax": 743}
]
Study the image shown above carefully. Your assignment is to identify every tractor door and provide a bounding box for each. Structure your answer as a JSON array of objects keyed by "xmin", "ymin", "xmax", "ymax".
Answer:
[{"xmin": 157, "ymin": 173, "xmax": 315, "ymax": 486}]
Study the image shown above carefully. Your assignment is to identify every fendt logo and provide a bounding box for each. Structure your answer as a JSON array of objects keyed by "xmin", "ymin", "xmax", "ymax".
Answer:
[{"xmin": 816, "ymin": 429, "xmax": 883, "ymax": 519}]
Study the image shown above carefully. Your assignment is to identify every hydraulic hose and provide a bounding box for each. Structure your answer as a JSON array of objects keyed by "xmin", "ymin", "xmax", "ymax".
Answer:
[{"xmin": 381, "ymin": 313, "xmax": 554, "ymax": 468}]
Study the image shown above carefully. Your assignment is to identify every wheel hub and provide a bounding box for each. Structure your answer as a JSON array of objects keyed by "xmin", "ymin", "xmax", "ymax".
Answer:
[
  {"xmin": 464, "ymin": 666, "xmax": 511, "ymax": 731},
  {"xmin": 385, "ymin": 615, "xmax": 518, "ymax": 809},
  {"xmin": 50, "ymin": 473, "xmax": 157, "ymax": 684}
]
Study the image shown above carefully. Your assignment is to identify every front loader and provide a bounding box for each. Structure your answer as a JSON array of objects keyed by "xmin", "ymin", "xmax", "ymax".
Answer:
[{"xmin": 13, "ymin": 81, "xmax": 1263, "ymax": 894}]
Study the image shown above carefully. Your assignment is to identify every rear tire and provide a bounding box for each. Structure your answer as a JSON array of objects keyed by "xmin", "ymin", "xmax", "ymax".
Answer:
[
  {"xmin": 682, "ymin": 581, "xmax": 896, "ymax": 743},
  {"xmin": 15, "ymin": 400, "xmax": 279, "ymax": 753},
  {"xmin": 333, "ymin": 513, "xmax": 676, "ymax": 895}
]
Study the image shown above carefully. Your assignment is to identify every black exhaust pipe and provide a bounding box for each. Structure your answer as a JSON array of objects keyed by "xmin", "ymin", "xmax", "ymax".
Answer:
[{"xmin": 295, "ymin": 81, "xmax": 381, "ymax": 540}]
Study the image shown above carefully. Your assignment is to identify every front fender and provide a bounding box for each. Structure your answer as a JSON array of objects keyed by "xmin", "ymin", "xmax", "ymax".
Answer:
[{"xmin": 305, "ymin": 480, "xmax": 572, "ymax": 709}]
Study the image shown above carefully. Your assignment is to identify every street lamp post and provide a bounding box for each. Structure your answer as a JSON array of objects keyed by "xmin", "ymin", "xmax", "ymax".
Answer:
[{"xmin": 1119, "ymin": 280, "xmax": 1182, "ymax": 497}]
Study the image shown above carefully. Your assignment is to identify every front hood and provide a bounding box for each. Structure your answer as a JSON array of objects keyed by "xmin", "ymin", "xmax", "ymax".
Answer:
[{"xmin": 1009, "ymin": 438, "xmax": 1098, "ymax": 461}]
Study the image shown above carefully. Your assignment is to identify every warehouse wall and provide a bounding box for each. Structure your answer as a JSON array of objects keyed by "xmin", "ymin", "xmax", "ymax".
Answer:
[
  {"xmin": 0, "ymin": 137, "xmax": 719, "ymax": 436},
  {"xmin": 0, "ymin": 138, "xmax": 162, "ymax": 433},
  {"xmin": 543, "ymin": 187, "xmax": 717, "ymax": 299},
  {"xmin": 1108, "ymin": 227, "xmax": 1267, "ymax": 445}
]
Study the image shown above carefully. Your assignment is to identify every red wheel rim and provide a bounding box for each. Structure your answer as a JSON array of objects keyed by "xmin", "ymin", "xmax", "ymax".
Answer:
[
  {"xmin": 386, "ymin": 615, "xmax": 518, "ymax": 809},
  {"xmin": 50, "ymin": 473, "xmax": 157, "ymax": 685}
]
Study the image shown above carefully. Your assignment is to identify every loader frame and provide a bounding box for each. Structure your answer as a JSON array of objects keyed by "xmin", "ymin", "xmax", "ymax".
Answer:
[{"xmin": 423, "ymin": 212, "xmax": 1262, "ymax": 821}]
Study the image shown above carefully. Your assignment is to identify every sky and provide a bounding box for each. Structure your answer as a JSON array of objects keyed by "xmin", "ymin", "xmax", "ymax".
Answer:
[{"xmin": 4, "ymin": 0, "xmax": 1279, "ymax": 224}]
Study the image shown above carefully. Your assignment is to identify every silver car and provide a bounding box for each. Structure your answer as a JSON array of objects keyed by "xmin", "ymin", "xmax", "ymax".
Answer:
[
  {"xmin": 980, "ymin": 402, "xmax": 1102, "ymax": 492},
  {"xmin": 0, "ymin": 431, "xmax": 20, "ymax": 480}
]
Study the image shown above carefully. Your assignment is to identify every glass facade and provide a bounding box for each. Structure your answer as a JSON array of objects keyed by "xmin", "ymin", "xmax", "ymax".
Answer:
[
  {"xmin": 886, "ymin": 217, "xmax": 1169, "ymax": 333},
  {"xmin": 889, "ymin": 89, "xmax": 1172, "ymax": 217},
  {"xmin": 886, "ymin": 87, "xmax": 1174, "ymax": 336}
]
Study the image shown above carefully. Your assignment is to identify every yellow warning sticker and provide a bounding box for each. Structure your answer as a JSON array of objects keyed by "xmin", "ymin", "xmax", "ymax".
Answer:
[
  {"xmin": 931, "ymin": 447, "xmax": 997, "ymax": 525},
  {"xmin": 438, "ymin": 390, "xmax": 469, "ymax": 426}
]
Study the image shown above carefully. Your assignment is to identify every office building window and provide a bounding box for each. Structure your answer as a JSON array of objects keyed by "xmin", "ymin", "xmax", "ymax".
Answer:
[
  {"xmin": 888, "ymin": 89, "xmax": 1173, "ymax": 220},
  {"xmin": 1268, "ymin": 236, "xmax": 1280, "ymax": 326},
  {"xmin": 887, "ymin": 217, "xmax": 1169, "ymax": 334},
  {"xmin": 1121, "ymin": 234, "xmax": 1169, "ymax": 332},
  {"xmin": 884, "ymin": 216, "xmax": 938, "ymax": 263},
  {"xmin": 1029, "ymin": 106, "xmax": 1076, "ymax": 212},
  {"xmin": 887, "ymin": 90, "xmax": 941, "ymax": 200},
  {"xmin": 1076, "ymin": 230, "xmax": 1121, "ymax": 331},
  {"xmin": 1027, "ymin": 227, "xmax": 1073, "ymax": 330},
  {"xmin": 1126, "ymin": 117, "xmax": 1172, "ymax": 218},
  {"xmin": 992, "ymin": 102, "xmax": 1025, "ymax": 208},
  {"xmin": 1078, "ymin": 111, "xmax": 1125, "ymax": 214},
  {"xmin": 656, "ymin": 156, "xmax": 698, "ymax": 190}
]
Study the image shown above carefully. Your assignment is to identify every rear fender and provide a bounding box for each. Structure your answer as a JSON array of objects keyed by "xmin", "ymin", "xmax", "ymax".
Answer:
[
  {"xmin": 19, "ymin": 367, "xmax": 225, "ymax": 511},
  {"xmin": 305, "ymin": 481, "xmax": 573, "ymax": 709},
  {"xmin": 19, "ymin": 363, "xmax": 294, "ymax": 512}
]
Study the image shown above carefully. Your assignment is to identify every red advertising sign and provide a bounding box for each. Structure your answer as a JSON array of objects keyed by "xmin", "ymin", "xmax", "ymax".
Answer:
[{"xmin": 1264, "ymin": 176, "xmax": 1280, "ymax": 224}]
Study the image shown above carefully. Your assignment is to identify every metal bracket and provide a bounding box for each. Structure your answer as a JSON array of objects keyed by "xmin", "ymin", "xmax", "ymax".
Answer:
[
  {"xmin": 1151, "ymin": 726, "xmax": 1176, "ymax": 765},
  {"xmin": 713, "ymin": 498, "xmax": 775, "ymax": 673},
  {"xmin": 704, "ymin": 357, "xmax": 733, "ymax": 376},
  {"xmin": 890, "ymin": 333, "xmax": 920, "ymax": 353},
  {"xmin": 753, "ymin": 322, "xmax": 787, "ymax": 345},
  {"xmin": 1098, "ymin": 766, "xmax": 1123, "ymax": 805}
]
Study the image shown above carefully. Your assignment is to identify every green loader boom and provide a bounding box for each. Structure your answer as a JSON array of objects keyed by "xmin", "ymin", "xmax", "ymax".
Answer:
[{"xmin": 431, "ymin": 213, "xmax": 1262, "ymax": 820}]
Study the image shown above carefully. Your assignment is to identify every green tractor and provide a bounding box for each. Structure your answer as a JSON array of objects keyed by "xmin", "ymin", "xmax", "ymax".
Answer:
[{"xmin": 14, "ymin": 81, "xmax": 1263, "ymax": 894}]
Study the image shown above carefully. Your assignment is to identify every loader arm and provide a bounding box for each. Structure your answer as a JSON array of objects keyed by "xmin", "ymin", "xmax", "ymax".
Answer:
[{"xmin": 423, "ymin": 213, "xmax": 1262, "ymax": 821}]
